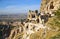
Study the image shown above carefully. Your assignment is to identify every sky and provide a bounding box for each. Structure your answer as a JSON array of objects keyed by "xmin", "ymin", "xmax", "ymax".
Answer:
[{"xmin": 0, "ymin": 0, "xmax": 41, "ymax": 14}]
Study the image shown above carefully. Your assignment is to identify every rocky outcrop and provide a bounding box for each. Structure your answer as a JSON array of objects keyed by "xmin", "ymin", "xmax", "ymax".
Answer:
[{"xmin": 40, "ymin": 0, "xmax": 60, "ymax": 13}]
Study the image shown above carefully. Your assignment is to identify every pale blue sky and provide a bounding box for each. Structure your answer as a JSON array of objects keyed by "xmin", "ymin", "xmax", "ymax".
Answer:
[{"xmin": 0, "ymin": 0, "xmax": 41, "ymax": 14}]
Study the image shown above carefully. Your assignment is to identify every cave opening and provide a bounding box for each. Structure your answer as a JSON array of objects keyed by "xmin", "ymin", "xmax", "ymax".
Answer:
[
  {"xmin": 50, "ymin": 2, "xmax": 54, "ymax": 9},
  {"xmin": 32, "ymin": 15, "xmax": 35, "ymax": 18}
]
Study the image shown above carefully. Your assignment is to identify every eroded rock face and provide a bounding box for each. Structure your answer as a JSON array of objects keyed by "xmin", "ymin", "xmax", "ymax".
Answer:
[{"xmin": 40, "ymin": 0, "xmax": 60, "ymax": 13}]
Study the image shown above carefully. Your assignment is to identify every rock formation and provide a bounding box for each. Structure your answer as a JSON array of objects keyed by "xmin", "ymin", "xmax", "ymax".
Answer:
[
  {"xmin": 1, "ymin": 0, "xmax": 60, "ymax": 39},
  {"xmin": 40, "ymin": 0, "xmax": 60, "ymax": 13}
]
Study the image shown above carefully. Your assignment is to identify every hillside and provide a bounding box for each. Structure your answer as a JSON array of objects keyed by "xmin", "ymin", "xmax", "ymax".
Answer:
[{"xmin": 45, "ymin": 8, "xmax": 60, "ymax": 39}]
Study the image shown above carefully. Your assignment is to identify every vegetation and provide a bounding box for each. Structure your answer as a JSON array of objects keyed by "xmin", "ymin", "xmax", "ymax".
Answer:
[
  {"xmin": 0, "ymin": 25, "xmax": 16, "ymax": 39},
  {"xmin": 46, "ymin": 8, "xmax": 60, "ymax": 39},
  {"xmin": 54, "ymin": 8, "xmax": 60, "ymax": 28},
  {"xmin": 50, "ymin": 33, "xmax": 60, "ymax": 39},
  {"xmin": 46, "ymin": 8, "xmax": 60, "ymax": 29}
]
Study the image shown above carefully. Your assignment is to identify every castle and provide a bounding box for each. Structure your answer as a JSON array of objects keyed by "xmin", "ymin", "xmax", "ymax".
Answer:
[{"xmin": 8, "ymin": 0, "xmax": 60, "ymax": 39}]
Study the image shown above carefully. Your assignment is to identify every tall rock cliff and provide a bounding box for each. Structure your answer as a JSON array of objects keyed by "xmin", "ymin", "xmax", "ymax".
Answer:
[{"xmin": 40, "ymin": 0, "xmax": 60, "ymax": 13}]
